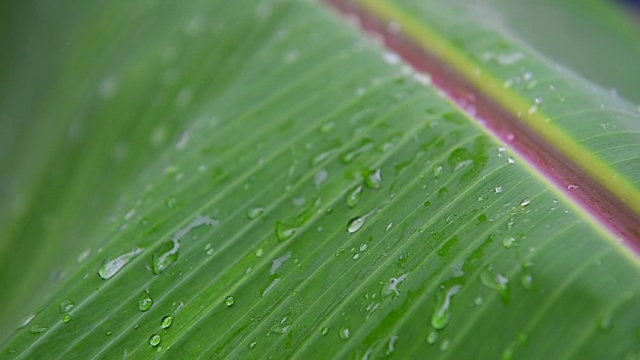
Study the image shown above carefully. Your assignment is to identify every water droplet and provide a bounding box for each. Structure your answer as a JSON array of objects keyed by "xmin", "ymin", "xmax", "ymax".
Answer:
[
  {"xmin": 448, "ymin": 148, "xmax": 474, "ymax": 172},
  {"xmin": 270, "ymin": 252, "xmax": 292, "ymax": 274},
  {"xmin": 495, "ymin": 186, "xmax": 503, "ymax": 193},
  {"xmin": 165, "ymin": 197, "xmax": 177, "ymax": 208},
  {"xmin": 341, "ymin": 139, "xmax": 374, "ymax": 163},
  {"xmin": 29, "ymin": 324, "xmax": 47, "ymax": 334},
  {"xmin": 359, "ymin": 243, "xmax": 368, "ymax": 252},
  {"xmin": 427, "ymin": 330, "xmax": 439, "ymax": 344},
  {"xmin": 507, "ymin": 157, "xmax": 516, "ymax": 164},
  {"xmin": 314, "ymin": 169, "xmax": 328, "ymax": 188},
  {"xmin": 479, "ymin": 270, "xmax": 511, "ymax": 304},
  {"xmin": 346, "ymin": 185, "xmax": 363, "ymax": 208},
  {"xmin": 347, "ymin": 216, "xmax": 365, "ymax": 233},
  {"xmin": 161, "ymin": 315, "xmax": 173, "ymax": 329},
  {"xmin": 205, "ymin": 243, "xmax": 214, "ymax": 256},
  {"xmin": 248, "ymin": 341, "xmax": 257, "ymax": 349},
  {"xmin": 431, "ymin": 285, "xmax": 462, "ymax": 330},
  {"xmin": 19, "ymin": 313, "xmax": 36, "ymax": 329},
  {"xmin": 98, "ymin": 247, "xmax": 143, "ymax": 279},
  {"xmin": 322, "ymin": 327, "xmax": 329, "ymax": 335},
  {"xmin": 139, "ymin": 290, "xmax": 153, "ymax": 312},
  {"xmin": 597, "ymin": 314, "xmax": 613, "ymax": 333},
  {"xmin": 275, "ymin": 221, "xmax": 297, "ymax": 242},
  {"xmin": 520, "ymin": 198, "xmax": 531, "ymax": 207},
  {"xmin": 225, "ymin": 296, "xmax": 235, "ymax": 307},
  {"xmin": 440, "ymin": 338, "xmax": 450, "ymax": 352},
  {"xmin": 520, "ymin": 274, "xmax": 533, "ymax": 289},
  {"xmin": 247, "ymin": 207, "xmax": 264, "ymax": 219},
  {"xmin": 502, "ymin": 237, "xmax": 517, "ymax": 248},
  {"xmin": 433, "ymin": 164, "xmax": 443, "ymax": 178},
  {"xmin": 352, "ymin": 253, "xmax": 360, "ymax": 260},
  {"xmin": 424, "ymin": 201, "xmax": 431, "ymax": 207},
  {"xmin": 59, "ymin": 299, "xmax": 74, "ymax": 313},
  {"xmin": 363, "ymin": 168, "xmax": 383, "ymax": 189},
  {"xmin": 149, "ymin": 334, "xmax": 161, "ymax": 347},
  {"xmin": 62, "ymin": 314, "xmax": 71, "ymax": 323},
  {"xmin": 256, "ymin": 248, "xmax": 264, "ymax": 257},
  {"xmin": 152, "ymin": 241, "xmax": 179, "ymax": 275},
  {"xmin": 339, "ymin": 327, "xmax": 351, "ymax": 340}
]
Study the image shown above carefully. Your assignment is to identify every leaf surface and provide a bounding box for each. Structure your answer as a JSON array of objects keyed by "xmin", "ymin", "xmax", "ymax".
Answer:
[{"xmin": 1, "ymin": 0, "xmax": 639, "ymax": 359}]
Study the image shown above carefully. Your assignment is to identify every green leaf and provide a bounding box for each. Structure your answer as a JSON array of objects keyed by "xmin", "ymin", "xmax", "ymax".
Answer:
[{"xmin": 1, "ymin": 0, "xmax": 640, "ymax": 359}]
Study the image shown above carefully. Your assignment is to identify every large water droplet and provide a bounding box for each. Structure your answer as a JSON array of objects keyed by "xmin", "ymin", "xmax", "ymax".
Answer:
[
  {"xmin": 149, "ymin": 334, "xmax": 161, "ymax": 347},
  {"xmin": 346, "ymin": 185, "xmax": 363, "ymax": 208},
  {"xmin": 98, "ymin": 247, "xmax": 143, "ymax": 279},
  {"xmin": 139, "ymin": 290, "xmax": 153, "ymax": 312},
  {"xmin": 363, "ymin": 168, "xmax": 383, "ymax": 189},
  {"xmin": 275, "ymin": 221, "xmax": 297, "ymax": 242},
  {"xmin": 152, "ymin": 241, "xmax": 180, "ymax": 275},
  {"xmin": 347, "ymin": 216, "xmax": 365, "ymax": 233},
  {"xmin": 431, "ymin": 285, "xmax": 462, "ymax": 330}
]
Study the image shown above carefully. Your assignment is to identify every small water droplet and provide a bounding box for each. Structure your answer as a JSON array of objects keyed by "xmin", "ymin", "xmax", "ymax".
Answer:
[
  {"xmin": 275, "ymin": 221, "xmax": 297, "ymax": 242},
  {"xmin": 431, "ymin": 285, "xmax": 462, "ymax": 330},
  {"xmin": 440, "ymin": 338, "xmax": 450, "ymax": 352},
  {"xmin": 98, "ymin": 247, "xmax": 144, "ymax": 279},
  {"xmin": 502, "ymin": 237, "xmax": 517, "ymax": 248},
  {"xmin": 256, "ymin": 248, "xmax": 264, "ymax": 257},
  {"xmin": 347, "ymin": 216, "xmax": 365, "ymax": 233},
  {"xmin": 60, "ymin": 299, "xmax": 74, "ymax": 313},
  {"xmin": 507, "ymin": 157, "xmax": 516, "ymax": 164},
  {"xmin": 520, "ymin": 198, "xmax": 531, "ymax": 207},
  {"xmin": 427, "ymin": 330, "xmax": 439, "ymax": 344},
  {"xmin": 165, "ymin": 197, "xmax": 177, "ymax": 208},
  {"xmin": 152, "ymin": 241, "xmax": 180, "ymax": 275},
  {"xmin": 360, "ymin": 243, "xmax": 368, "ymax": 252},
  {"xmin": 161, "ymin": 315, "xmax": 173, "ymax": 329},
  {"xmin": 322, "ymin": 327, "xmax": 329, "ymax": 335},
  {"xmin": 149, "ymin": 334, "xmax": 161, "ymax": 347},
  {"xmin": 363, "ymin": 168, "xmax": 383, "ymax": 189},
  {"xmin": 479, "ymin": 270, "xmax": 511, "ymax": 304},
  {"xmin": 352, "ymin": 253, "xmax": 360, "ymax": 260},
  {"xmin": 424, "ymin": 201, "xmax": 431, "ymax": 207},
  {"xmin": 247, "ymin": 207, "xmax": 264, "ymax": 219},
  {"xmin": 433, "ymin": 164, "xmax": 444, "ymax": 178},
  {"xmin": 29, "ymin": 324, "xmax": 47, "ymax": 334},
  {"xmin": 225, "ymin": 296, "xmax": 235, "ymax": 307},
  {"xmin": 495, "ymin": 186, "xmax": 503, "ymax": 193},
  {"xmin": 62, "ymin": 314, "xmax": 71, "ymax": 323},
  {"xmin": 139, "ymin": 290, "xmax": 153, "ymax": 312},
  {"xmin": 521, "ymin": 274, "xmax": 533, "ymax": 289},
  {"xmin": 339, "ymin": 327, "xmax": 351, "ymax": 340},
  {"xmin": 346, "ymin": 185, "xmax": 363, "ymax": 208},
  {"xmin": 205, "ymin": 243, "xmax": 214, "ymax": 256},
  {"xmin": 248, "ymin": 341, "xmax": 257, "ymax": 349},
  {"xmin": 597, "ymin": 314, "xmax": 613, "ymax": 333}
]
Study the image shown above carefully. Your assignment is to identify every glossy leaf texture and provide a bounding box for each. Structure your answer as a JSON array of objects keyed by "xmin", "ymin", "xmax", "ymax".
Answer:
[{"xmin": 1, "ymin": 0, "xmax": 639, "ymax": 359}]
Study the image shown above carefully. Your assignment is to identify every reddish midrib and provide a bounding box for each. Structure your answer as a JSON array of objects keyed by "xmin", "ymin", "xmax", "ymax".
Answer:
[{"xmin": 324, "ymin": 0, "xmax": 640, "ymax": 253}]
